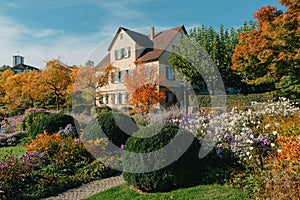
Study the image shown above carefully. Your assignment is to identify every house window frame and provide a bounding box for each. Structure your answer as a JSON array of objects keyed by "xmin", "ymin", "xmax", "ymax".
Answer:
[
  {"xmin": 121, "ymin": 93, "xmax": 128, "ymax": 104},
  {"xmin": 114, "ymin": 93, "xmax": 120, "ymax": 105},
  {"xmin": 166, "ymin": 66, "xmax": 174, "ymax": 80}
]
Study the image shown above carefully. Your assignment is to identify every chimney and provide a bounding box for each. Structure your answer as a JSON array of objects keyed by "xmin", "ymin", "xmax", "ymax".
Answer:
[{"xmin": 150, "ymin": 27, "xmax": 155, "ymax": 40}]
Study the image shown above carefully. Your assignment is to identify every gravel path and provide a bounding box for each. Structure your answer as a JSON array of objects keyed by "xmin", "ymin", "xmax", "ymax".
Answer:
[{"xmin": 42, "ymin": 175, "xmax": 125, "ymax": 200}]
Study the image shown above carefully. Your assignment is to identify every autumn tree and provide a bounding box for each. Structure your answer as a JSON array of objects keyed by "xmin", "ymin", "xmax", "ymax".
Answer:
[
  {"xmin": 72, "ymin": 64, "xmax": 118, "ymax": 108},
  {"xmin": 0, "ymin": 68, "xmax": 15, "ymax": 104},
  {"xmin": 4, "ymin": 70, "xmax": 46, "ymax": 109},
  {"xmin": 124, "ymin": 61, "xmax": 165, "ymax": 112},
  {"xmin": 232, "ymin": 0, "xmax": 300, "ymax": 99},
  {"xmin": 41, "ymin": 59, "xmax": 74, "ymax": 110}
]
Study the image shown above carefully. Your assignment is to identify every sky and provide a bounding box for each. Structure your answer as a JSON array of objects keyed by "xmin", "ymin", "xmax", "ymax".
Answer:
[{"xmin": 0, "ymin": 0, "xmax": 285, "ymax": 68}]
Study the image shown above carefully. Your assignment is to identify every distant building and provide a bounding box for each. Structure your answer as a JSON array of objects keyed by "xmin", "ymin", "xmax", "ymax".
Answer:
[{"xmin": 12, "ymin": 55, "xmax": 39, "ymax": 74}]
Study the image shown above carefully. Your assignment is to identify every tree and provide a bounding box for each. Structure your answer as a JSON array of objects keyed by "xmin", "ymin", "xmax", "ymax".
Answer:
[
  {"xmin": 0, "ymin": 69, "xmax": 15, "ymax": 104},
  {"xmin": 72, "ymin": 64, "xmax": 118, "ymax": 107},
  {"xmin": 0, "ymin": 65, "xmax": 11, "ymax": 72},
  {"xmin": 124, "ymin": 60, "xmax": 165, "ymax": 112},
  {"xmin": 168, "ymin": 35, "xmax": 222, "ymax": 95},
  {"xmin": 4, "ymin": 70, "xmax": 46, "ymax": 109},
  {"xmin": 187, "ymin": 23, "xmax": 256, "ymax": 91},
  {"xmin": 232, "ymin": 0, "xmax": 300, "ymax": 99},
  {"xmin": 41, "ymin": 59, "xmax": 73, "ymax": 110}
]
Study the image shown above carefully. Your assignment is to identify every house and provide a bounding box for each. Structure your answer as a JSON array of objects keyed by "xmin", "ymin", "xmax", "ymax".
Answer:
[
  {"xmin": 12, "ymin": 55, "xmax": 39, "ymax": 74},
  {"xmin": 96, "ymin": 25, "xmax": 187, "ymax": 110}
]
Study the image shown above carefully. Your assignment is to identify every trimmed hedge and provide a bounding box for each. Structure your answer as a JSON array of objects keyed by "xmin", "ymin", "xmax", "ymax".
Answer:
[
  {"xmin": 83, "ymin": 112, "xmax": 138, "ymax": 148},
  {"xmin": 196, "ymin": 93, "xmax": 274, "ymax": 108},
  {"xmin": 122, "ymin": 123, "xmax": 202, "ymax": 192},
  {"xmin": 28, "ymin": 113, "xmax": 78, "ymax": 138},
  {"xmin": 22, "ymin": 111, "xmax": 49, "ymax": 132}
]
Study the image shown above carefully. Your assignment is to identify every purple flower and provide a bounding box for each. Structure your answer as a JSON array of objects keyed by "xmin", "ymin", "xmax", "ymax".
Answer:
[
  {"xmin": 253, "ymin": 134, "xmax": 271, "ymax": 151},
  {"xmin": 120, "ymin": 144, "xmax": 125, "ymax": 151}
]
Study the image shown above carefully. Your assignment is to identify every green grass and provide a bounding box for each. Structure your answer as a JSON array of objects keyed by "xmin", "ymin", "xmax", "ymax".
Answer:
[
  {"xmin": 0, "ymin": 145, "xmax": 26, "ymax": 161},
  {"xmin": 86, "ymin": 184, "xmax": 250, "ymax": 200}
]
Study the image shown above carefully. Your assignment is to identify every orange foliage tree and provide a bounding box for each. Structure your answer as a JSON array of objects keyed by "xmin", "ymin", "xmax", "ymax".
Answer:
[
  {"xmin": 41, "ymin": 59, "xmax": 75, "ymax": 110},
  {"xmin": 0, "ymin": 69, "xmax": 15, "ymax": 105},
  {"xmin": 124, "ymin": 61, "xmax": 165, "ymax": 112},
  {"xmin": 231, "ymin": 0, "xmax": 300, "ymax": 97}
]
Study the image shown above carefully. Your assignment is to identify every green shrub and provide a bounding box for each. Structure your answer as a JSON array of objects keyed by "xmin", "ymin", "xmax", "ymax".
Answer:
[
  {"xmin": 94, "ymin": 106, "xmax": 112, "ymax": 115},
  {"xmin": 8, "ymin": 108, "xmax": 25, "ymax": 117},
  {"xmin": 22, "ymin": 111, "xmax": 49, "ymax": 131},
  {"xmin": 76, "ymin": 160, "xmax": 118, "ymax": 182},
  {"xmin": 28, "ymin": 113, "xmax": 78, "ymax": 138},
  {"xmin": 196, "ymin": 93, "xmax": 274, "ymax": 108},
  {"xmin": 83, "ymin": 112, "xmax": 138, "ymax": 148},
  {"xmin": 122, "ymin": 123, "xmax": 203, "ymax": 192}
]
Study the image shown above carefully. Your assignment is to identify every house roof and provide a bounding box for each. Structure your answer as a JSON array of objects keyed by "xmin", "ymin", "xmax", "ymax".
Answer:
[
  {"xmin": 96, "ymin": 53, "xmax": 110, "ymax": 68},
  {"xmin": 98, "ymin": 25, "xmax": 187, "ymax": 67},
  {"xmin": 13, "ymin": 63, "xmax": 39, "ymax": 71},
  {"xmin": 108, "ymin": 27, "xmax": 153, "ymax": 51},
  {"xmin": 138, "ymin": 25, "xmax": 187, "ymax": 62}
]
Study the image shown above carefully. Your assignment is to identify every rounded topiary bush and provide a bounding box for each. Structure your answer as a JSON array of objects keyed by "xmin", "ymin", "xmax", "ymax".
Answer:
[
  {"xmin": 29, "ymin": 113, "xmax": 78, "ymax": 138},
  {"xmin": 122, "ymin": 123, "xmax": 203, "ymax": 192},
  {"xmin": 22, "ymin": 111, "xmax": 49, "ymax": 131},
  {"xmin": 83, "ymin": 112, "xmax": 138, "ymax": 148}
]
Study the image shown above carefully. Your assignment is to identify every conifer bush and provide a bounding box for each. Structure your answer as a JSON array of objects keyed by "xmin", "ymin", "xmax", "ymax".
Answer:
[
  {"xmin": 28, "ymin": 113, "xmax": 78, "ymax": 138},
  {"xmin": 122, "ymin": 123, "xmax": 203, "ymax": 192},
  {"xmin": 83, "ymin": 112, "xmax": 137, "ymax": 148}
]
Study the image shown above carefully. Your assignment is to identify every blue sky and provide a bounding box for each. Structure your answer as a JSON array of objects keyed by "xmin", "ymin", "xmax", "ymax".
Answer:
[{"xmin": 0, "ymin": 0, "xmax": 284, "ymax": 68}]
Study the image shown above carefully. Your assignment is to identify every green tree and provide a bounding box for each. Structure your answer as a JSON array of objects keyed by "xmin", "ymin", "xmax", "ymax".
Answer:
[
  {"xmin": 0, "ymin": 65, "xmax": 11, "ymax": 72},
  {"xmin": 188, "ymin": 23, "xmax": 256, "ymax": 91}
]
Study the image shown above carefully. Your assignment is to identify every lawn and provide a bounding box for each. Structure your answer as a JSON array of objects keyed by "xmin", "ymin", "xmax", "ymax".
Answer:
[
  {"xmin": 86, "ymin": 184, "xmax": 250, "ymax": 200},
  {"xmin": 0, "ymin": 145, "xmax": 26, "ymax": 161}
]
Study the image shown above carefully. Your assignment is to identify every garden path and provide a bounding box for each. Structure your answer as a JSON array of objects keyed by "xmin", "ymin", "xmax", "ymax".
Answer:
[{"xmin": 42, "ymin": 175, "xmax": 125, "ymax": 200}]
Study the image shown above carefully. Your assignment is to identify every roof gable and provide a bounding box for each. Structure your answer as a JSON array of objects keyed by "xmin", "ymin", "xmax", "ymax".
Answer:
[
  {"xmin": 97, "ymin": 25, "xmax": 187, "ymax": 67},
  {"xmin": 108, "ymin": 27, "xmax": 153, "ymax": 51}
]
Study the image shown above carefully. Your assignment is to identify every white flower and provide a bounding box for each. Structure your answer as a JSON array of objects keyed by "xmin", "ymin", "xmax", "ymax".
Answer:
[
  {"xmin": 271, "ymin": 143, "xmax": 275, "ymax": 147},
  {"xmin": 272, "ymin": 131, "xmax": 277, "ymax": 135},
  {"xmin": 265, "ymin": 124, "xmax": 270, "ymax": 129},
  {"xmin": 277, "ymin": 149, "xmax": 282, "ymax": 153},
  {"xmin": 275, "ymin": 122, "xmax": 279, "ymax": 128}
]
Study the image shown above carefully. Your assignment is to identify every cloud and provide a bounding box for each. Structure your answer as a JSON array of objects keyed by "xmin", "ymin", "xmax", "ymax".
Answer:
[
  {"xmin": 0, "ymin": 14, "xmax": 104, "ymax": 68},
  {"xmin": 6, "ymin": 2, "xmax": 18, "ymax": 8},
  {"xmin": 0, "ymin": 0, "xmax": 158, "ymax": 68}
]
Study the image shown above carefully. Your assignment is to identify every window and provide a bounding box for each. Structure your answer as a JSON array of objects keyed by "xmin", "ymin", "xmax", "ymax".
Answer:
[
  {"xmin": 166, "ymin": 91, "xmax": 174, "ymax": 103},
  {"xmin": 120, "ymin": 71, "xmax": 126, "ymax": 82},
  {"xmin": 115, "ymin": 49, "xmax": 121, "ymax": 60},
  {"xmin": 114, "ymin": 47, "xmax": 131, "ymax": 60},
  {"xmin": 114, "ymin": 93, "xmax": 120, "ymax": 104},
  {"xmin": 123, "ymin": 47, "xmax": 131, "ymax": 58},
  {"xmin": 120, "ymin": 33, "xmax": 123, "ymax": 40},
  {"xmin": 121, "ymin": 93, "xmax": 128, "ymax": 104},
  {"xmin": 103, "ymin": 94, "xmax": 108, "ymax": 104},
  {"xmin": 166, "ymin": 66, "xmax": 174, "ymax": 80},
  {"xmin": 113, "ymin": 71, "xmax": 120, "ymax": 83}
]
